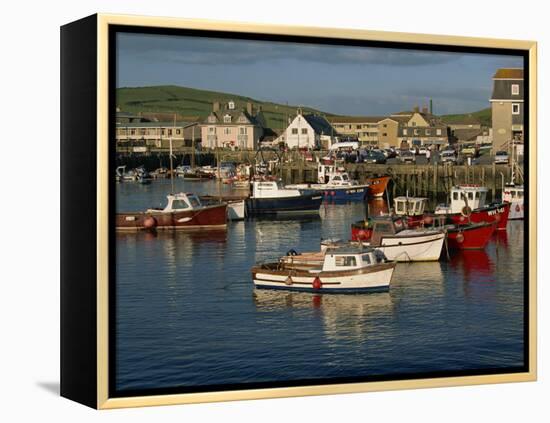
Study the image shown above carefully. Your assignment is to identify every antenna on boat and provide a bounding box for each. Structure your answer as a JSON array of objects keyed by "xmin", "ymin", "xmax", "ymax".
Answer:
[{"xmin": 169, "ymin": 113, "xmax": 176, "ymax": 194}]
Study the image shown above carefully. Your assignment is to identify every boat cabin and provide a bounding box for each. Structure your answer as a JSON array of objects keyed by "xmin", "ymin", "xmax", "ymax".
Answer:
[
  {"xmin": 147, "ymin": 193, "xmax": 203, "ymax": 213},
  {"xmin": 251, "ymin": 180, "xmax": 301, "ymax": 198},
  {"xmin": 322, "ymin": 248, "xmax": 377, "ymax": 271},
  {"xmin": 393, "ymin": 197, "xmax": 427, "ymax": 216},
  {"xmin": 436, "ymin": 185, "xmax": 488, "ymax": 214},
  {"xmin": 503, "ymin": 184, "xmax": 524, "ymax": 203},
  {"xmin": 317, "ymin": 163, "xmax": 348, "ymax": 184}
]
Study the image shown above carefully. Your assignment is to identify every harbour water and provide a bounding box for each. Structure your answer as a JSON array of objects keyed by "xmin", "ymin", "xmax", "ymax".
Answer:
[{"xmin": 115, "ymin": 179, "xmax": 525, "ymax": 392}]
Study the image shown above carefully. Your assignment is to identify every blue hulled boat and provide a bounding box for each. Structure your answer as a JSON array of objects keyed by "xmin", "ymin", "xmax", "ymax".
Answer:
[{"xmin": 246, "ymin": 181, "xmax": 323, "ymax": 216}]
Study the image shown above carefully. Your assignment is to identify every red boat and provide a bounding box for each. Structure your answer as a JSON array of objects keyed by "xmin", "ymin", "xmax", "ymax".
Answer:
[
  {"xmin": 116, "ymin": 192, "xmax": 227, "ymax": 231},
  {"xmin": 434, "ymin": 185, "xmax": 510, "ymax": 231},
  {"xmin": 445, "ymin": 221, "xmax": 496, "ymax": 250},
  {"xmin": 365, "ymin": 175, "xmax": 391, "ymax": 198}
]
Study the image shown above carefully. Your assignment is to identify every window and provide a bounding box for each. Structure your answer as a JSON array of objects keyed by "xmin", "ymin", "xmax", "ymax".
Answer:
[
  {"xmin": 436, "ymin": 129, "xmax": 442, "ymax": 136},
  {"xmin": 403, "ymin": 129, "xmax": 407, "ymax": 135},
  {"xmin": 426, "ymin": 129, "xmax": 431, "ymax": 135},
  {"xmin": 383, "ymin": 133, "xmax": 388, "ymax": 137},
  {"xmin": 362, "ymin": 254, "xmax": 371, "ymax": 265},
  {"xmin": 291, "ymin": 128, "xmax": 298, "ymax": 135},
  {"xmin": 301, "ymin": 128, "xmax": 308, "ymax": 135},
  {"xmin": 383, "ymin": 124, "xmax": 387, "ymax": 128},
  {"xmin": 187, "ymin": 196, "xmax": 200, "ymax": 208},
  {"xmin": 168, "ymin": 129, "xmax": 172, "ymax": 136},
  {"xmin": 453, "ymin": 192, "xmax": 459, "ymax": 201},
  {"xmin": 224, "ymin": 128, "xmax": 231, "ymax": 135},
  {"xmin": 414, "ymin": 129, "xmax": 419, "ymax": 136},
  {"xmin": 172, "ymin": 200, "xmax": 189, "ymax": 210},
  {"xmin": 411, "ymin": 122, "xmax": 416, "ymax": 127},
  {"xmin": 512, "ymin": 104, "xmax": 520, "ymax": 115},
  {"xmin": 223, "ymin": 114, "xmax": 231, "ymax": 123},
  {"xmin": 475, "ymin": 192, "xmax": 480, "ymax": 199},
  {"xmin": 512, "ymin": 84, "xmax": 519, "ymax": 95},
  {"xmin": 239, "ymin": 127, "xmax": 247, "ymax": 135},
  {"xmin": 468, "ymin": 192, "xmax": 474, "ymax": 200},
  {"xmin": 335, "ymin": 256, "xmax": 357, "ymax": 267},
  {"xmin": 208, "ymin": 127, "xmax": 216, "ymax": 134},
  {"xmin": 176, "ymin": 129, "xmax": 181, "ymax": 135}
]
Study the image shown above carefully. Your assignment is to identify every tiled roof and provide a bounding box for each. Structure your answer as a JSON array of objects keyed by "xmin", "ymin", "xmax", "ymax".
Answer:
[{"xmin": 493, "ymin": 68, "xmax": 524, "ymax": 79}]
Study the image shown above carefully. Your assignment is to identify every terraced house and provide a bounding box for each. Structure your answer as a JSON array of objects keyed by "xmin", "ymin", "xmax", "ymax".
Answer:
[
  {"xmin": 396, "ymin": 107, "xmax": 449, "ymax": 148},
  {"xmin": 328, "ymin": 116, "xmax": 384, "ymax": 146},
  {"xmin": 490, "ymin": 68, "xmax": 524, "ymax": 151},
  {"xmin": 201, "ymin": 100, "xmax": 265, "ymax": 149}
]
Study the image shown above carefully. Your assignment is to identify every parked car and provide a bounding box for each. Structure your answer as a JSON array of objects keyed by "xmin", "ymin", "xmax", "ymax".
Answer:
[
  {"xmin": 440, "ymin": 149, "xmax": 457, "ymax": 164},
  {"xmin": 494, "ymin": 150, "xmax": 509, "ymax": 164},
  {"xmin": 399, "ymin": 150, "xmax": 415, "ymax": 163},
  {"xmin": 418, "ymin": 146, "xmax": 428, "ymax": 155},
  {"xmin": 362, "ymin": 150, "xmax": 387, "ymax": 164},
  {"xmin": 461, "ymin": 145, "xmax": 477, "ymax": 157},
  {"xmin": 384, "ymin": 148, "xmax": 397, "ymax": 159}
]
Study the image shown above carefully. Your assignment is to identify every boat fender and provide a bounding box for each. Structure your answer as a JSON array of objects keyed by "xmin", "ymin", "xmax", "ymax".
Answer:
[
  {"xmin": 285, "ymin": 275, "xmax": 293, "ymax": 285},
  {"xmin": 516, "ymin": 204, "xmax": 521, "ymax": 212},
  {"xmin": 286, "ymin": 249, "xmax": 299, "ymax": 256},
  {"xmin": 456, "ymin": 233, "xmax": 464, "ymax": 243},
  {"xmin": 423, "ymin": 215, "xmax": 433, "ymax": 225},
  {"xmin": 312, "ymin": 277, "xmax": 322, "ymax": 290},
  {"xmin": 461, "ymin": 206, "xmax": 472, "ymax": 217},
  {"xmin": 143, "ymin": 216, "xmax": 157, "ymax": 230}
]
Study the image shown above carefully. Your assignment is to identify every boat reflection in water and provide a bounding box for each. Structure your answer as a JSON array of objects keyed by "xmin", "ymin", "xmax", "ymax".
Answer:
[{"xmin": 253, "ymin": 290, "xmax": 394, "ymax": 343}]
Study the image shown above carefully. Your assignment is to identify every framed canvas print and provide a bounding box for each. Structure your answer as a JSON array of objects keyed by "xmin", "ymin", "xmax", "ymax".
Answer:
[{"xmin": 60, "ymin": 14, "xmax": 537, "ymax": 409}]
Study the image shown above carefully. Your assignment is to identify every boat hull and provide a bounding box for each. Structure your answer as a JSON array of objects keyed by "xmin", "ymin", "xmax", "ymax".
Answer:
[
  {"xmin": 288, "ymin": 184, "xmax": 368, "ymax": 202},
  {"xmin": 246, "ymin": 194, "xmax": 323, "ymax": 215},
  {"xmin": 368, "ymin": 231, "xmax": 445, "ymax": 262},
  {"xmin": 252, "ymin": 262, "xmax": 395, "ymax": 293},
  {"xmin": 445, "ymin": 202, "xmax": 510, "ymax": 230},
  {"xmin": 366, "ymin": 176, "xmax": 391, "ymax": 197},
  {"xmin": 116, "ymin": 203, "xmax": 227, "ymax": 231},
  {"xmin": 446, "ymin": 222, "xmax": 496, "ymax": 250}
]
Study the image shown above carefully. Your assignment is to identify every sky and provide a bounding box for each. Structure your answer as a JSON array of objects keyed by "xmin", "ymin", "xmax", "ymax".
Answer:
[{"xmin": 116, "ymin": 32, "xmax": 524, "ymax": 116}]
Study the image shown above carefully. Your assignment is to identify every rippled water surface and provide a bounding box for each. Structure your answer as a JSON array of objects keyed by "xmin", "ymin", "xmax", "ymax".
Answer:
[{"xmin": 115, "ymin": 179, "xmax": 525, "ymax": 392}]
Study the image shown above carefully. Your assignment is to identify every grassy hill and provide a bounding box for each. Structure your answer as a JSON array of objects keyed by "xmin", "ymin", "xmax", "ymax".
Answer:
[
  {"xmin": 116, "ymin": 85, "xmax": 336, "ymax": 132},
  {"xmin": 441, "ymin": 108, "xmax": 491, "ymax": 127}
]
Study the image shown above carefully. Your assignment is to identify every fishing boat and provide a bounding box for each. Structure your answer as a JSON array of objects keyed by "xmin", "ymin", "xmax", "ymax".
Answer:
[
  {"xmin": 246, "ymin": 180, "xmax": 323, "ymax": 216},
  {"xmin": 200, "ymin": 195, "xmax": 246, "ymax": 220},
  {"xmin": 251, "ymin": 247, "xmax": 396, "ymax": 293},
  {"xmin": 116, "ymin": 192, "xmax": 227, "ymax": 231},
  {"xmin": 365, "ymin": 175, "xmax": 391, "ymax": 198},
  {"xmin": 115, "ymin": 165, "xmax": 138, "ymax": 182},
  {"xmin": 394, "ymin": 196, "xmax": 497, "ymax": 250},
  {"xmin": 287, "ymin": 164, "xmax": 368, "ymax": 202},
  {"xmin": 503, "ymin": 184, "xmax": 524, "ymax": 220},
  {"xmin": 434, "ymin": 185, "xmax": 510, "ymax": 230},
  {"xmin": 348, "ymin": 216, "xmax": 445, "ymax": 261}
]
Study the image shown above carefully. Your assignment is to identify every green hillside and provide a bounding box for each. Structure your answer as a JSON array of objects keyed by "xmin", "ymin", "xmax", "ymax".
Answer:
[
  {"xmin": 116, "ymin": 85, "xmax": 336, "ymax": 131},
  {"xmin": 441, "ymin": 108, "xmax": 492, "ymax": 127}
]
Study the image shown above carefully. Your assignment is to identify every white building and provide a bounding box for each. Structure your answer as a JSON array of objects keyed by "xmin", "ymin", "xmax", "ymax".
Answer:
[{"xmin": 281, "ymin": 110, "xmax": 336, "ymax": 149}]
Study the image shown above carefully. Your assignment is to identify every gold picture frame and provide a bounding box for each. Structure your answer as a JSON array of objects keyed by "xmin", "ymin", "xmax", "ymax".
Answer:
[{"xmin": 60, "ymin": 13, "xmax": 537, "ymax": 409}]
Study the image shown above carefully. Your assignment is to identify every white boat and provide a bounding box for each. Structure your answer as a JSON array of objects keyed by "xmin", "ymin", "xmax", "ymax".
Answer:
[
  {"xmin": 503, "ymin": 184, "xmax": 524, "ymax": 219},
  {"xmin": 251, "ymin": 247, "xmax": 396, "ymax": 293},
  {"xmin": 346, "ymin": 216, "xmax": 445, "ymax": 262},
  {"xmin": 200, "ymin": 195, "xmax": 246, "ymax": 220}
]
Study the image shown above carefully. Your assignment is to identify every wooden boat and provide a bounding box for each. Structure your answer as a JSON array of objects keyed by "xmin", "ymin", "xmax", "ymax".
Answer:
[
  {"xmin": 434, "ymin": 185, "xmax": 510, "ymax": 230},
  {"xmin": 116, "ymin": 192, "xmax": 227, "ymax": 231},
  {"xmin": 348, "ymin": 216, "xmax": 445, "ymax": 261},
  {"xmin": 251, "ymin": 247, "xmax": 396, "ymax": 293},
  {"xmin": 246, "ymin": 181, "xmax": 323, "ymax": 216}
]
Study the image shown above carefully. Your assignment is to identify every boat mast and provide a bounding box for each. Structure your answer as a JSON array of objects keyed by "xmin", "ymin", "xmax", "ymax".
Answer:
[{"xmin": 169, "ymin": 113, "xmax": 176, "ymax": 194}]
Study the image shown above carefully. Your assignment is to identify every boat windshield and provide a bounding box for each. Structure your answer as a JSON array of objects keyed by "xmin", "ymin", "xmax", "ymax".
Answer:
[
  {"xmin": 172, "ymin": 199, "xmax": 189, "ymax": 210},
  {"xmin": 342, "ymin": 174, "xmax": 349, "ymax": 181},
  {"xmin": 361, "ymin": 254, "xmax": 371, "ymax": 264},
  {"xmin": 187, "ymin": 195, "xmax": 201, "ymax": 208},
  {"xmin": 335, "ymin": 256, "xmax": 357, "ymax": 267}
]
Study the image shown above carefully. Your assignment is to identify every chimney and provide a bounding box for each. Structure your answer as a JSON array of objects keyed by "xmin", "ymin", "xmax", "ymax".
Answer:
[
  {"xmin": 413, "ymin": 105, "xmax": 420, "ymax": 113},
  {"xmin": 213, "ymin": 101, "xmax": 220, "ymax": 112},
  {"xmin": 422, "ymin": 105, "xmax": 428, "ymax": 114},
  {"xmin": 246, "ymin": 101, "xmax": 253, "ymax": 115}
]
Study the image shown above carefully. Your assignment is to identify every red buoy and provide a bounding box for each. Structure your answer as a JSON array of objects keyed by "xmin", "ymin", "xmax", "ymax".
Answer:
[
  {"xmin": 143, "ymin": 216, "xmax": 157, "ymax": 229},
  {"xmin": 456, "ymin": 233, "xmax": 464, "ymax": 243},
  {"xmin": 423, "ymin": 215, "xmax": 433, "ymax": 225},
  {"xmin": 312, "ymin": 277, "xmax": 322, "ymax": 290}
]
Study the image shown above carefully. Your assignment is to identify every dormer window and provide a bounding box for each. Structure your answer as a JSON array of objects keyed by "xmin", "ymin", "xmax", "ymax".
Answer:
[
  {"xmin": 228, "ymin": 101, "xmax": 235, "ymax": 110},
  {"xmin": 208, "ymin": 115, "xmax": 216, "ymax": 123},
  {"xmin": 223, "ymin": 114, "xmax": 232, "ymax": 123},
  {"xmin": 511, "ymin": 84, "xmax": 519, "ymax": 95}
]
